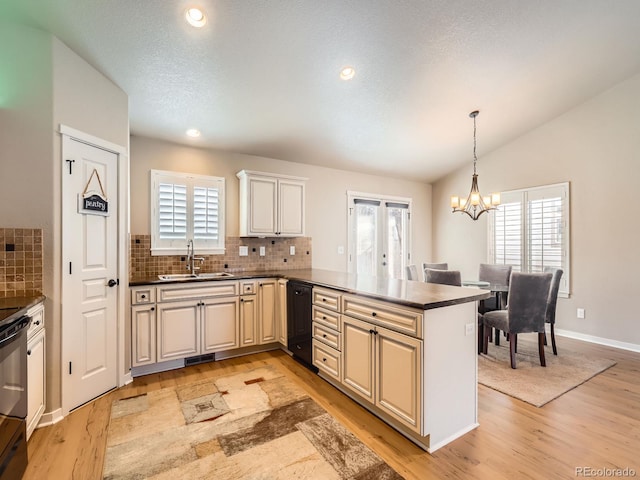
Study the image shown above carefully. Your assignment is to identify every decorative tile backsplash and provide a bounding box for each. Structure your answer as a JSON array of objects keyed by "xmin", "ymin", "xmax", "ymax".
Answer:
[
  {"xmin": 130, "ymin": 235, "xmax": 312, "ymax": 280},
  {"xmin": 0, "ymin": 228, "xmax": 43, "ymax": 297}
]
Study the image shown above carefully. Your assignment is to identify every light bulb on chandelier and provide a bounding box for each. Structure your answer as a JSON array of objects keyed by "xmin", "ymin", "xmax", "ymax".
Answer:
[{"xmin": 450, "ymin": 110, "xmax": 500, "ymax": 220}]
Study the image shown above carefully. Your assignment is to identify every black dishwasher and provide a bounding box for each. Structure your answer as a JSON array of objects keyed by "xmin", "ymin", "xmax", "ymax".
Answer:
[{"xmin": 286, "ymin": 281, "xmax": 315, "ymax": 370}]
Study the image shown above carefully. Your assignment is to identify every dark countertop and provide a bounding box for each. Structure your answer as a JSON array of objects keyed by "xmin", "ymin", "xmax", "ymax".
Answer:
[
  {"xmin": 130, "ymin": 269, "xmax": 489, "ymax": 310},
  {"xmin": 0, "ymin": 294, "xmax": 46, "ymax": 327}
]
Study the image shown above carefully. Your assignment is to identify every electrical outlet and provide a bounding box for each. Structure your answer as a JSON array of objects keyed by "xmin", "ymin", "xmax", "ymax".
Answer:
[
  {"xmin": 465, "ymin": 323, "xmax": 474, "ymax": 336},
  {"xmin": 239, "ymin": 246, "xmax": 248, "ymax": 256},
  {"xmin": 577, "ymin": 308, "xmax": 585, "ymax": 319},
  {"xmin": 289, "ymin": 245, "xmax": 295, "ymax": 255},
  {"xmin": 259, "ymin": 246, "xmax": 265, "ymax": 256},
  {"xmin": 337, "ymin": 245, "xmax": 345, "ymax": 255}
]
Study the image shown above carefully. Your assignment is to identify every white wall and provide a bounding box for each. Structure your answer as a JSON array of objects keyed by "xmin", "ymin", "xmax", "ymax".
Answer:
[
  {"xmin": 130, "ymin": 135, "xmax": 432, "ymax": 272},
  {"xmin": 432, "ymin": 73, "xmax": 640, "ymax": 347}
]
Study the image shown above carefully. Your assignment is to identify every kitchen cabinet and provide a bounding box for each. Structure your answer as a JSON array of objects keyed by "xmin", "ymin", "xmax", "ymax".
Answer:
[
  {"xmin": 342, "ymin": 316, "xmax": 422, "ymax": 433},
  {"xmin": 131, "ymin": 304, "xmax": 156, "ymax": 366},
  {"xmin": 201, "ymin": 297, "xmax": 239, "ymax": 353},
  {"xmin": 276, "ymin": 279, "xmax": 288, "ymax": 345},
  {"xmin": 240, "ymin": 290, "xmax": 258, "ymax": 347},
  {"xmin": 258, "ymin": 279, "xmax": 277, "ymax": 344},
  {"xmin": 236, "ymin": 170, "xmax": 307, "ymax": 237},
  {"xmin": 311, "ymin": 287, "xmax": 342, "ymax": 381},
  {"xmin": 157, "ymin": 300, "xmax": 200, "ymax": 361},
  {"xmin": 26, "ymin": 301, "xmax": 45, "ymax": 440}
]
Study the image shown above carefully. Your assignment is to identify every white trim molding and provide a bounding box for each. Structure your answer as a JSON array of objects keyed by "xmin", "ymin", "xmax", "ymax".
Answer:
[{"xmin": 556, "ymin": 328, "xmax": 640, "ymax": 353}]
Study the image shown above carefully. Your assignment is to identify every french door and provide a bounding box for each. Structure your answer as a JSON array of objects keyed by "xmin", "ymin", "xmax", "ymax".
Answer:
[{"xmin": 347, "ymin": 192, "xmax": 411, "ymax": 279}]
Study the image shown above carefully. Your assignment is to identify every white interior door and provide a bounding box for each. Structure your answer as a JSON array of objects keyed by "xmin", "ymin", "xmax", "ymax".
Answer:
[{"xmin": 62, "ymin": 135, "xmax": 118, "ymax": 412}]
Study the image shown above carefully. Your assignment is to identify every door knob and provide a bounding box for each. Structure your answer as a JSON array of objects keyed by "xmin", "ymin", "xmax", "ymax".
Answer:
[{"xmin": 108, "ymin": 279, "xmax": 117, "ymax": 287}]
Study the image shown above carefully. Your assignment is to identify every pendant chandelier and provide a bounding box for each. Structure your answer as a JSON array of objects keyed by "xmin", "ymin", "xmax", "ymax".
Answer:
[{"xmin": 450, "ymin": 110, "xmax": 500, "ymax": 220}]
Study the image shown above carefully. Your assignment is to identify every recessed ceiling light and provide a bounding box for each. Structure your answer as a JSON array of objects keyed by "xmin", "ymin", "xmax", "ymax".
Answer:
[
  {"xmin": 186, "ymin": 129, "xmax": 201, "ymax": 138},
  {"xmin": 185, "ymin": 7, "xmax": 207, "ymax": 28},
  {"xmin": 340, "ymin": 66, "xmax": 356, "ymax": 81}
]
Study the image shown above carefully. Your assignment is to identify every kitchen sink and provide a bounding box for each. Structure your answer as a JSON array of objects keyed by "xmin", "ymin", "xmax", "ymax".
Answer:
[
  {"xmin": 196, "ymin": 272, "xmax": 234, "ymax": 278},
  {"xmin": 157, "ymin": 272, "xmax": 234, "ymax": 281}
]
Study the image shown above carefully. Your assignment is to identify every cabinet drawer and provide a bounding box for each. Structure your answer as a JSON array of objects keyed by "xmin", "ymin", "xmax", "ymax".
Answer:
[
  {"xmin": 27, "ymin": 302, "xmax": 45, "ymax": 338},
  {"xmin": 131, "ymin": 288, "xmax": 155, "ymax": 305},
  {"xmin": 312, "ymin": 339, "xmax": 341, "ymax": 381},
  {"xmin": 240, "ymin": 281, "xmax": 256, "ymax": 295},
  {"xmin": 342, "ymin": 294, "xmax": 423, "ymax": 338},
  {"xmin": 312, "ymin": 287, "xmax": 341, "ymax": 311},
  {"xmin": 312, "ymin": 305, "xmax": 341, "ymax": 331},
  {"xmin": 158, "ymin": 281, "xmax": 238, "ymax": 302},
  {"xmin": 312, "ymin": 322, "xmax": 341, "ymax": 351}
]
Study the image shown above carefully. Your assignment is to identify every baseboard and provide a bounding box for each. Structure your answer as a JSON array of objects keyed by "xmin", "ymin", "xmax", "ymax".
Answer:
[
  {"xmin": 556, "ymin": 328, "xmax": 640, "ymax": 353},
  {"xmin": 131, "ymin": 359, "xmax": 185, "ymax": 377},
  {"xmin": 427, "ymin": 422, "xmax": 480, "ymax": 454},
  {"xmin": 121, "ymin": 371, "xmax": 133, "ymax": 386},
  {"xmin": 37, "ymin": 408, "xmax": 64, "ymax": 428}
]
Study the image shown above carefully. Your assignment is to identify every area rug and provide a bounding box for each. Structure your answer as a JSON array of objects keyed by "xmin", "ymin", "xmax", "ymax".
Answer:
[
  {"xmin": 102, "ymin": 366, "xmax": 404, "ymax": 479},
  {"xmin": 478, "ymin": 338, "xmax": 616, "ymax": 407}
]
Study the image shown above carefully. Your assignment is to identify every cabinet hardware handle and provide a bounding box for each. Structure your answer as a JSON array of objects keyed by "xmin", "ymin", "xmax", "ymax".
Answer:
[
  {"xmin": 27, "ymin": 349, "xmax": 32, "ymax": 355},
  {"xmin": 35, "ymin": 321, "xmax": 40, "ymax": 326},
  {"xmin": 323, "ymin": 334, "xmax": 327, "ymax": 338},
  {"xmin": 240, "ymin": 298, "xmax": 244, "ymax": 302},
  {"xmin": 371, "ymin": 312, "xmax": 377, "ymax": 317},
  {"xmin": 322, "ymin": 298, "xmax": 326, "ymax": 302},
  {"xmin": 151, "ymin": 307, "xmax": 155, "ymax": 311},
  {"xmin": 369, "ymin": 329, "xmax": 375, "ymax": 334},
  {"xmin": 322, "ymin": 358, "xmax": 327, "ymax": 362},
  {"xmin": 322, "ymin": 316, "xmax": 326, "ymax": 320},
  {"xmin": 141, "ymin": 294, "xmax": 146, "ymax": 299}
]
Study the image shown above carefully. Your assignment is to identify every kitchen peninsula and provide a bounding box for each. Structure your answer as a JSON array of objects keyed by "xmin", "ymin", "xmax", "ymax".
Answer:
[{"xmin": 129, "ymin": 268, "xmax": 489, "ymax": 452}]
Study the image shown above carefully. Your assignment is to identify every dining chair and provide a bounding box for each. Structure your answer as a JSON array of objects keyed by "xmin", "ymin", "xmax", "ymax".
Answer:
[
  {"xmin": 543, "ymin": 267, "xmax": 564, "ymax": 355},
  {"xmin": 425, "ymin": 268, "xmax": 461, "ymax": 286},
  {"xmin": 422, "ymin": 262, "xmax": 448, "ymax": 281},
  {"xmin": 482, "ymin": 272, "xmax": 552, "ymax": 369},
  {"xmin": 478, "ymin": 263, "xmax": 512, "ymax": 312},
  {"xmin": 405, "ymin": 264, "xmax": 419, "ymax": 281}
]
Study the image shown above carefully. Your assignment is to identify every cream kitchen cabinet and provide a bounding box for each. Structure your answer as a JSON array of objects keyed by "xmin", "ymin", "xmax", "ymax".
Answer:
[
  {"xmin": 131, "ymin": 303, "xmax": 156, "ymax": 366},
  {"xmin": 157, "ymin": 300, "xmax": 200, "ymax": 361},
  {"xmin": 311, "ymin": 287, "xmax": 342, "ymax": 382},
  {"xmin": 342, "ymin": 315, "xmax": 422, "ymax": 433},
  {"xmin": 236, "ymin": 170, "xmax": 307, "ymax": 237},
  {"xmin": 26, "ymin": 301, "xmax": 45, "ymax": 440},
  {"xmin": 239, "ymin": 278, "xmax": 278, "ymax": 347},
  {"xmin": 277, "ymin": 279, "xmax": 288, "ymax": 345},
  {"xmin": 201, "ymin": 297, "xmax": 240, "ymax": 353}
]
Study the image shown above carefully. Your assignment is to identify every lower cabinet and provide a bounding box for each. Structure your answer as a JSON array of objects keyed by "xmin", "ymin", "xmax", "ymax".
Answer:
[
  {"xmin": 240, "ymin": 293, "xmax": 258, "ymax": 347},
  {"xmin": 277, "ymin": 279, "xmax": 288, "ymax": 345},
  {"xmin": 258, "ymin": 279, "xmax": 277, "ymax": 344},
  {"xmin": 342, "ymin": 316, "xmax": 423, "ymax": 433},
  {"xmin": 26, "ymin": 327, "xmax": 46, "ymax": 440},
  {"xmin": 157, "ymin": 300, "xmax": 200, "ymax": 361},
  {"xmin": 201, "ymin": 297, "xmax": 240, "ymax": 353},
  {"xmin": 132, "ymin": 304, "xmax": 156, "ymax": 366}
]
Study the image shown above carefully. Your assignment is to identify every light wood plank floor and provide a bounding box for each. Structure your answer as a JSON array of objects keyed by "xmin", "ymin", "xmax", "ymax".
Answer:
[{"xmin": 24, "ymin": 337, "xmax": 640, "ymax": 479}]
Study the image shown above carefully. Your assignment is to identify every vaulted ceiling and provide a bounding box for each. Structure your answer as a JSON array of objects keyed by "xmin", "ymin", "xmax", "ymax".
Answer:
[{"xmin": 4, "ymin": 1, "xmax": 640, "ymax": 181}]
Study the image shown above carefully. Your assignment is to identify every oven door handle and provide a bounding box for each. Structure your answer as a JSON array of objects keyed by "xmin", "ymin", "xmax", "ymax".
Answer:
[{"xmin": 0, "ymin": 315, "xmax": 31, "ymax": 346}]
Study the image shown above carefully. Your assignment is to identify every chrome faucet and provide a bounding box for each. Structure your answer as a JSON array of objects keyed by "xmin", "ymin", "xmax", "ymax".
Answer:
[{"xmin": 186, "ymin": 239, "xmax": 204, "ymax": 272}]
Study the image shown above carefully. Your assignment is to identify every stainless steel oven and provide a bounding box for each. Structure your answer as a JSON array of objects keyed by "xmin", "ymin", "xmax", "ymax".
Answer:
[{"xmin": 0, "ymin": 312, "xmax": 31, "ymax": 480}]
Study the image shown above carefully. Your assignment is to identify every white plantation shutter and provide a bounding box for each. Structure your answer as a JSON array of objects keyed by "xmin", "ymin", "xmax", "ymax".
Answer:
[
  {"xmin": 158, "ymin": 183, "xmax": 187, "ymax": 239},
  {"xmin": 489, "ymin": 182, "xmax": 570, "ymax": 297},
  {"xmin": 151, "ymin": 171, "xmax": 225, "ymax": 255}
]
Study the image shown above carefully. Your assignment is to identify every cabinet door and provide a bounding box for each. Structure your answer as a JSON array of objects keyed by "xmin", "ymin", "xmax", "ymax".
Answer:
[
  {"xmin": 278, "ymin": 179, "xmax": 305, "ymax": 236},
  {"xmin": 131, "ymin": 304, "xmax": 156, "ymax": 366},
  {"xmin": 375, "ymin": 327, "xmax": 422, "ymax": 433},
  {"xmin": 201, "ymin": 297, "xmax": 239, "ymax": 353},
  {"xmin": 258, "ymin": 279, "xmax": 277, "ymax": 344},
  {"xmin": 27, "ymin": 329, "xmax": 46, "ymax": 440},
  {"xmin": 277, "ymin": 279, "xmax": 288, "ymax": 345},
  {"xmin": 247, "ymin": 176, "xmax": 277, "ymax": 235},
  {"xmin": 342, "ymin": 317, "xmax": 374, "ymax": 402},
  {"xmin": 240, "ymin": 295, "xmax": 258, "ymax": 347},
  {"xmin": 157, "ymin": 300, "xmax": 199, "ymax": 361}
]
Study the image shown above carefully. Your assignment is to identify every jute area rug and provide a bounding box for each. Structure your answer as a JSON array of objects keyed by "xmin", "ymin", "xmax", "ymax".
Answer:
[
  {"xmin": 103, "ymin": 366, "xmax": 404, "ymax": 479},
  {"xmin": 478, "ymin": 337, "xmax": 616, "ymax": 407}
]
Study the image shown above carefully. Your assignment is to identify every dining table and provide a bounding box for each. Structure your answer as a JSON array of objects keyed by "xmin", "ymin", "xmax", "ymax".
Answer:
[{"xmin": 462, "ymin": 280, "xmax": 509, "ymax": 353}]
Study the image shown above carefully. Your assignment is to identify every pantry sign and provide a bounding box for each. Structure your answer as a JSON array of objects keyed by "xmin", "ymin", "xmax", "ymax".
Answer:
[{"xmin": 78, "ymin": 168, "xmax": 109, "ymax": 216}]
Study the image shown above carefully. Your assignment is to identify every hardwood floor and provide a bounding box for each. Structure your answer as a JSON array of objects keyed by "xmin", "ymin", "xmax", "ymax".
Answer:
[{"xmin": 24, "ymin": 337, "xmax": 640, "ymax": 479}]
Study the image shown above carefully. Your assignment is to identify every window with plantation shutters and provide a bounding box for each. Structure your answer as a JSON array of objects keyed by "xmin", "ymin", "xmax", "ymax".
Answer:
[
  {"xmin": 488, "ymin": 182, "xmax": 570, "ymax": 297},
  {"xmin": 151, "ymin": 170, "xmax": 225, "ymax": 255}
]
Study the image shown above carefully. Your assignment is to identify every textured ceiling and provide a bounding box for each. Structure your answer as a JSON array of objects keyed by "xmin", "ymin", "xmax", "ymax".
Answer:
[{"xmin": 3, "ymin": 0, "xmax": 640, "ymax": 182}]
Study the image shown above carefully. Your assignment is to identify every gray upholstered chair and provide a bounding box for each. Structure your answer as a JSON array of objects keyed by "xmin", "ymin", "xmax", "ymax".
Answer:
[
  {"xmin": 482, "ymin": 272, "xmax": 552, "ymax": 369},
  {"xmin": 422, "ymin": 262, "xmax": 448, "ymax": 281},
  {"xmin": 478, "ymin": 263, "xmax": 512, "ymax": 312},
  {"xmin": 543, "ymin": 267, "xmax": 564, "ymax": 355},
  {"xmin": 405, "ymin": 264, "xmax": 419, "ymax": 281},
  {"xmin": 425, "ymin": 268, "xmax": 461, "ymax": 287}
]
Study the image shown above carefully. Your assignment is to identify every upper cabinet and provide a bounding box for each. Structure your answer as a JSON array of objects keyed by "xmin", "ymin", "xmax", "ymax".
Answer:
[{"xmin": 236, "ymin": 170, "xmax": 307, "ymax": 237}]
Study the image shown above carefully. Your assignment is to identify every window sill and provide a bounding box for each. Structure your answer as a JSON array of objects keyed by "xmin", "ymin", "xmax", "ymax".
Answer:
[{"xmin": 150, "ymin": 247, "xmax": 226, "ymax": 256}]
